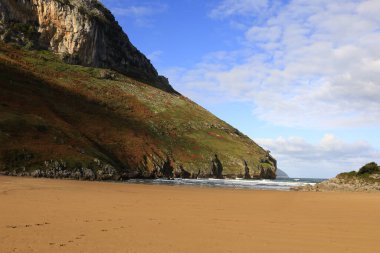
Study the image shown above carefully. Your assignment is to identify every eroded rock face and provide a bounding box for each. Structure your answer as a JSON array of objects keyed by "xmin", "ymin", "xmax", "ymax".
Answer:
[
  {"xmin": 174, "ymin": 165, "xmax": 191, "ymax": 179},
  {"xmin": 3, "ymin": 158, "xmax": 121, "ymax": 181},
  {"xmin": 259, "ymin": 166, "xmax": 276, "ymax": 179},
  {"xmin": 0, "ymin": 0, "xmax": 175, "ymax": 92},
  {"xmin": 210, "ymin": 154, "xmax": 223, "ymax": 179},
  {"xmin": 243, "ymin": 160, "xmax": 251, "ymax": 179}
]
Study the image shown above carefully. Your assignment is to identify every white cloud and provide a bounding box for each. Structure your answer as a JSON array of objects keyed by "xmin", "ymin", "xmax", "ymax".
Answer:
[
  {"xmin": 257, "ymin": 134, "xmax": 380, "ymax": 178},
  {"xmin": 147, "ymin": 50, "xmax": 163, "ymax": 62},
  {"xmin": 112, "ymin": 3, "xmax": 167, "ymax": 17},
  {"xmin": 170, "ymin": 0, "xmax": 380, "ymax": 128},
  {"xmin": 111, "ymin": 3, "xmax": 167, "ymax": 27},
  {"xmin": 112, "ymin": 6, "xmax": 154, "ymax": 16},
  {"xmin": 209, "ymin": 0, "xmax": 268, "ymax": 18}
]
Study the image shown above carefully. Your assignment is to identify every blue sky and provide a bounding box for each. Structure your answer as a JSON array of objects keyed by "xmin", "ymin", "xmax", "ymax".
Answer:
[{"xmin": 101, "ymin": 0, "xmax": 380, "ymax": 178}]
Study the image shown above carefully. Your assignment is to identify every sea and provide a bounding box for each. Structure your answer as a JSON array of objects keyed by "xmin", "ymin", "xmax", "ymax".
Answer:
[{"xmin": 126, "ymin": 178, "xmax": 327, "ymax": 191}]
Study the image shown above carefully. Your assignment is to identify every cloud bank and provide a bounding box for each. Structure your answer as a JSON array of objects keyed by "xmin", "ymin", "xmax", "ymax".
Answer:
[
  {"xmin": 169, "ymin": 0, "xmax": 380, "ymax": 128},
  {"xmin": 257, "ymin": 134, "xmax": 380, "ymax": 178}
]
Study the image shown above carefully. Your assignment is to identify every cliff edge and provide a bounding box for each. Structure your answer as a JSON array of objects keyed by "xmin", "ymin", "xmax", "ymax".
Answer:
[{"xmin": 0, "ymin": 0, "xmax": 174, "ymax": 92}]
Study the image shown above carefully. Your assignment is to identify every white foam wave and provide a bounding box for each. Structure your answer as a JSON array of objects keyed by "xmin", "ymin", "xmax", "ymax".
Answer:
[{"xmin": 128, "ymin": 178, "xmax": 321, "ymax": 191}]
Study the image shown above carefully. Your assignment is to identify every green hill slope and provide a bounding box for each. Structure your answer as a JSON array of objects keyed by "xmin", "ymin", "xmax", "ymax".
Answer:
[{"xmin": 0, "ymin": 43, "xmax": 276, "ymax": 179}]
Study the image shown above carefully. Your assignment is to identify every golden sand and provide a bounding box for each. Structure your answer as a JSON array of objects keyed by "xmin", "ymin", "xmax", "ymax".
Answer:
[{"xmin": 1, "ymin": 176, "xmax": 380, "ymax": 253}]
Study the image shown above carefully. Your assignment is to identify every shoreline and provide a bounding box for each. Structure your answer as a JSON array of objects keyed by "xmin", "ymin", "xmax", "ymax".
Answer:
[
  {"xmin": 1, "ymin": 176, "xmax": 380, "ymax": 253},
  {"xmin": 0, "ymin": 174, "xmax": 322, "ymax": 191}
]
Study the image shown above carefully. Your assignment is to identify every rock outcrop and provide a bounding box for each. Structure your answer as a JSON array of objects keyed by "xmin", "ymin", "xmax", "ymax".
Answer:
[
  {"xmin": 294, "ymin": 162, "xmax": 380, "ymax": 192},
  {"xmin": 259, "ymin": 166, "xmax": 276, "ymax": 179},
  {"xmin": 174, "ymin": 165, "xmax": 191, "ymax": 179},
  {"xmin": 255, "ymin": 152, "xmax": 277, "ymax": 179},
  {"xmin": 294, "ymin": 177, "xmax": 380, "ymax": 192},
  {"xmin": 243, "ymin": 160, "xmax": 251, "ymax": 179},
  {"xmin": 2, "ymin": 158, "xmax": 122, "ymax": 181},
  {"xmin": 161, "ymin": 156, "xmax": 174, "ymax": 179},
  {"xmin": 0, "ymin": 0, "xmax": 175, "ymax": 92},
  {"xmin": 210, "ymin": 154, "xmax": 223, "ymax": 179}
]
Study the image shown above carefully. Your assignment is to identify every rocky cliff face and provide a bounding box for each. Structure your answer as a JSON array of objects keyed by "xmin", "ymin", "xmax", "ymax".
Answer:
[{"xmin": 0, "ymin": 0, "xmax": 174, "ymax": 92}]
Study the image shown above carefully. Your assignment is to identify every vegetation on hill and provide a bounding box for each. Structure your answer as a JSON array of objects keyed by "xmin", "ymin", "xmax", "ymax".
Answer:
[
  {"xmin": 336, "ymin": 162, "xmax": 380, "ymax": 182},
  {"xmin": 295, "ymin": 162, "xmax": 380, "ymax": 192},
  {"xmin": 0, "ymin": 43, "xmax": 276, "ymax": 180}
]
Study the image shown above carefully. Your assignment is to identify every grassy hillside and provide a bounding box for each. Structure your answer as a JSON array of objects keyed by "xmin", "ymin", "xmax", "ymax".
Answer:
[
  {"xmin": 336, "ymin": 162, "xmax": 380, "ymax": 182},
  {"xmin": 295, "ymin": 162, "xmax": 380, "ymax": 192},
  {"xmin": 0, "ymin": 43, "xmax": 276, "ymax": 179}
]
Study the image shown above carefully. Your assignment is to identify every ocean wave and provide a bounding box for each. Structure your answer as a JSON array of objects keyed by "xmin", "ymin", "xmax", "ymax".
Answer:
[{"xmin": 126, "ymin": 178, "xmax": 326, "ymax": 191}]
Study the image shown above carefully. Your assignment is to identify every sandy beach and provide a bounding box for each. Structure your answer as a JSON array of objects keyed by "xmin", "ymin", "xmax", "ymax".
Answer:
[{"xmin": 1, "ymin": 176, "xmax": 380, "ymax": 253}]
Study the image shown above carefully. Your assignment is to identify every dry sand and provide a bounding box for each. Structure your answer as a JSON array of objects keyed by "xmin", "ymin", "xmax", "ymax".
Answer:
[{"xmin": 1, "ymin": 176, "xmax": 380, "ymax": 253}]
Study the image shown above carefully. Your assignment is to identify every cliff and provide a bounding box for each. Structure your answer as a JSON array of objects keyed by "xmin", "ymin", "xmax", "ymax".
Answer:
[
  {"xmin": 0, "ymin": 0, "xmax": 277, "ymax": 180},
  {"xmin": 0, "ymin": 0, "xmax": 174, "ymax": 92}
]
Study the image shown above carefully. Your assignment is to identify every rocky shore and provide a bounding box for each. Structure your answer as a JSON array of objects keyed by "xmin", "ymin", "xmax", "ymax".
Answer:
[
  {"xmin": 294, "ymin": 162, "xmax": 380, "ymax": 192},
  {"xmin": 293, "ymin": 177, "xmax": 380, "ymax": 192},
  {"xmin": 0, "ymin": 156, "xmax": 277, "ymax": 181}
]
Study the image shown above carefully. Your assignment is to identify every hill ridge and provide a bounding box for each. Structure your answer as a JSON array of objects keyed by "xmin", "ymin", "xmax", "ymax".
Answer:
[{"xmin": 0, "ymin": 0, "xmax": 277, "ymax": 180}]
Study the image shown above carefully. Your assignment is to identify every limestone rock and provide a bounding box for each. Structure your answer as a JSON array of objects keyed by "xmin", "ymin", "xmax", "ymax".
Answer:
[
  {"xmin": 0, "ymin": 0, "xmax": 175, "ymax": 92},
  {"xmin": 259, "ymin": 165, "xmax": 276, "ymax": 179},
  {"xmin": 174, "ymin": 165, "xmax": 191, "ymax": 179},
  {"xmin": 82, "ymin": 168, "xmax": 95, "ymax": 180},
  {"xmin": 243, "ymin": 160, "xmax": 251, "ymax": 179},
  {"xmin": 161, "ymin": 156, "xmax": 174, "ymax": 179},
  {"xmin": 210, "ymin": 154, "xmax": 223, "ymax": 179}
]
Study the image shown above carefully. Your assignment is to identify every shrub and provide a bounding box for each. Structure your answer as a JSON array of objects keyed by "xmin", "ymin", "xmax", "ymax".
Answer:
[{"xmin": 358, "ymin": 162, "xmax": 379, "ymax": 175}]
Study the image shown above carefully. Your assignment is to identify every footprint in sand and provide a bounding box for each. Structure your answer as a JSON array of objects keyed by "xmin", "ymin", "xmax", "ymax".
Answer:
[
  {"xmin": 33, "ymin": 222, "xmax": 50, "ymax": 227},
  {"xmin": 74, "ymin": 234, "xmax": 86, "ymax": 240},
  {"xmin": 7, "ymin": 222, "xmax": 51, "ymax": 229}
]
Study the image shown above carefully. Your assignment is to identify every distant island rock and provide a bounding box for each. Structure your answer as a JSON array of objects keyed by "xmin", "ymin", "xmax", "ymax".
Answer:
[
  {"xmin": 294, "ymin": 162, "xmax": 380, "ymax": 192},
  {"xmin": 276, "ymin": 169, "xmax": 289, "ymax": 179}
]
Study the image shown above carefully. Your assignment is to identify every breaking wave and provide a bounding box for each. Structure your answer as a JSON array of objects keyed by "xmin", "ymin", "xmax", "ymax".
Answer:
[{"xmin": 126, "ymin": 178, "xmax": 326, "ymax": 191}]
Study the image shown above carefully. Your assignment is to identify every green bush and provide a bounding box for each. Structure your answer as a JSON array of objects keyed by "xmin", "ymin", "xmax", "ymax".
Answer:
[{"xmin": 358, "ymin": 162, "xmax": 379, "ymax": 175}]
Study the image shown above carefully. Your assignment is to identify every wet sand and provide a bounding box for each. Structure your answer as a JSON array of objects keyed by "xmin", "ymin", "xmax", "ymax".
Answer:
[{"xmin": 1, "ymin": 176, "xmax": 380, "ymax": 253}]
